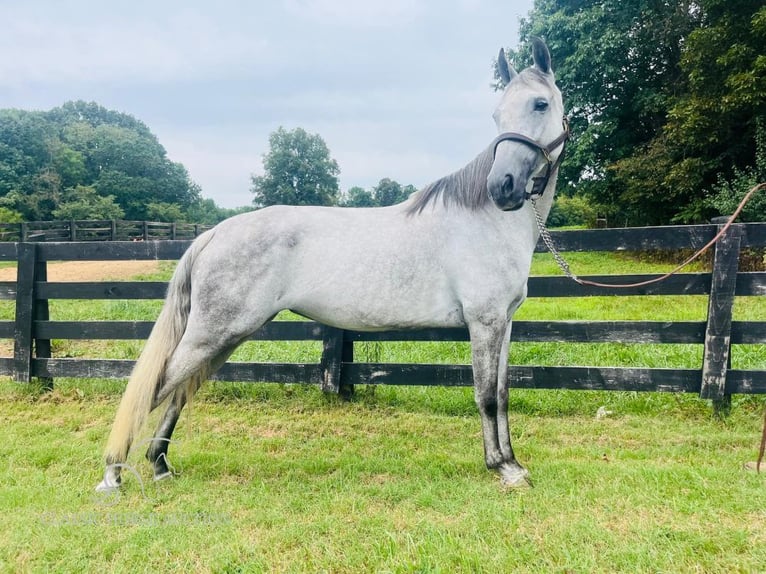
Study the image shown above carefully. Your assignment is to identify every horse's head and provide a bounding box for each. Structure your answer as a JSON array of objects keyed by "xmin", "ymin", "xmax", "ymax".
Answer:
[{"xmin": 487, "ymin": 38, "xmax": 566, "ymax": 211}]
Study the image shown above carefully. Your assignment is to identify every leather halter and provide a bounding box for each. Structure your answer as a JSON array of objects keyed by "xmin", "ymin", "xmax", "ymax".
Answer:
[{"xmin": 490, "ymin": 117, "xmax": 570, "ymax": 200}]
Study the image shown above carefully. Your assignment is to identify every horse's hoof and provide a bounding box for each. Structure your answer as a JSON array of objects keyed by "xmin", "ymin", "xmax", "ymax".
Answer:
[
  {"xmin": 153, "ymin": 471, "xmax": 173, "ymax": 482},
  {"xmin": 95, "ymin": 476, "xmax": 120, "ymax": 493},
  {"xmin": 499, "ymin": 463, "xmax": 532, "ymax": 489}
]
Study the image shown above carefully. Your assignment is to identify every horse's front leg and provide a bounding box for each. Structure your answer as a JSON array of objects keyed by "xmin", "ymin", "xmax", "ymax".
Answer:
[
  {"xmin": 495, "ymin": 321, "xmax": 530, "ymax": 487},
  {"xmin": 470, "ymin": 319, "xmax": 530, "ymax": 488}
]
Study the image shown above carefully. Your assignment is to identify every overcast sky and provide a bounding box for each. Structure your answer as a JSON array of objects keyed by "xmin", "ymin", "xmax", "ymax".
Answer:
[{"xmin": 1, "ymin": 0, "xmax": 534, "ymax": 208}]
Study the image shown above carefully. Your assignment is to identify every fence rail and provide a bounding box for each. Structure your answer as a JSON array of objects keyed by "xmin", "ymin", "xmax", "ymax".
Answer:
[
  {"xmin": 0, "ymin": 220, "xmax": 213, "ymax": 242},
  {"xmin": 1, "ymin": 222, "xmax": 765, "ymax": 403}
]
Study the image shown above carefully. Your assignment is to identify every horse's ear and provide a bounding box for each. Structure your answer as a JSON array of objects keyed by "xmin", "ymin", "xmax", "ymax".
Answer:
[
  {"xmin": 497, "ymin": 48, "xmax": 517, "ymax": 85},
  {"xmin": 531, "ymin": 37, "xmax": 552, "ymax": 75}
]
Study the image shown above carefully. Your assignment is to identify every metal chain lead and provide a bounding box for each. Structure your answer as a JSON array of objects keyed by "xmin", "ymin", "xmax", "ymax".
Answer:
[
  {"xmin": 531, "ymin": 198, "xmax": 580, "ymax": 284},
  {"xmin": 531, "ymin": 182, "xmax": 765, "ymax": 290}
]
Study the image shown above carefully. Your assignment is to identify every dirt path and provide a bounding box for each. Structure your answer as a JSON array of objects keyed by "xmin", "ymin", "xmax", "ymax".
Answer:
[{"xmin": 0, "ymin": 260, "xmax": 161, "ymax": 282}]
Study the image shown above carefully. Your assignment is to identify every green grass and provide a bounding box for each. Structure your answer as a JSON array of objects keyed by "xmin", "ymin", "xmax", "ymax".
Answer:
[
  {"xmin": 1, "ymin": 383, "xmax": 765, "ymax": 573},
  {"xmin": 1, "ymin": 251, "xmax": 765, "ymax": 572}
]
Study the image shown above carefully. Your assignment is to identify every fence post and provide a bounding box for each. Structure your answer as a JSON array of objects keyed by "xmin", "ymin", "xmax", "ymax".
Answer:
[
  {"xmin": 20, "ymin": 222, "xmax": 28, "ymax": 242},
  {"xmin": 143, "ymin": 221, "xmax": 149, "ymax": 241},
  {"xmin": 320, "ymin": 326, "xmax": 344, "ymax": 394},
  {"xmin": 13, "ymin": 243, "xmax": 37, "ymax": 383},
  {"xmin": 320, "ymin": 326, "xmax": 354, "ymax": 398},
  {"xmin": 340, "ymin": 337, "xmax": 355, "ymax": 399},
  {"xmin": 33, "ymin": 252, "xmax": 52, "ymax": 389},
  {"xmin": 700, "ymin": 220, "xmax": 743, "ymax": 414},
  {"xmin": 110, "ymin": 220, "xmax": 117, "ymax": 241},
  {"xmin": 69, "ymin": 220, "xmax": 77, "ymax": 241}
]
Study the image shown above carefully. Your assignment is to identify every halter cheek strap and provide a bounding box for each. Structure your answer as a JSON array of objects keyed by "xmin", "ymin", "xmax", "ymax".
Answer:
[{"xmin": 490, "ymin": 118, "xmax": 570, "ymax": 200}]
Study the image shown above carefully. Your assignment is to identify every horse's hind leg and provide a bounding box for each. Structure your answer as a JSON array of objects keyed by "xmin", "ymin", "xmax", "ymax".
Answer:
[
  {"xmin": 145, "ymin": 388, "xmax": 187, "ymax": 481},
  {"xmin": 97, "ymin": 339, "xmax": 220, "ymax": 492},
  {"xmin": 145, "ymin": 345, "xmax": 237, "ymax": 481}
]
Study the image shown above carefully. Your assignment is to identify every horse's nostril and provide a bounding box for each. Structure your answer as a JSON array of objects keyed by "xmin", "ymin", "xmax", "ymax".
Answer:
[{"xmin": 502, "ymin": 174, "xmax": 514, "ymax": 194}]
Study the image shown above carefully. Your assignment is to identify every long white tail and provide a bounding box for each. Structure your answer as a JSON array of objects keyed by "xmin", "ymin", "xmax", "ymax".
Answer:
[{"xmin": 103, "ymin": 230, "xmax": 215, "ymax": 464}]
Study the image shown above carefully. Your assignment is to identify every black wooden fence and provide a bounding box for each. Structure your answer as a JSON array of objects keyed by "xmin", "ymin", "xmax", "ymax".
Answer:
[
  {"xmin": 1, "ymin": 221, "xmax": 765, "ymax": 402},
  {"xmin": 0, "ymin": 220, "xmax": 212, "ymax": 242}
]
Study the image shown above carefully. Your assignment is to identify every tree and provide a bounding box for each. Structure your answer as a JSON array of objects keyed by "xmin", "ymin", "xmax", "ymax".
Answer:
[
  {"xmin": 508, "ymin": 1, "xmax": 764, "ymax": 225},
  {"xmin": 0, "ymin": 207, "xmax": 23, "ymax": 223},
  {"xmin": 146, "ymin": 202, "xmax": 185, "ymax": 222},
  {"xmin": 341, "ymin": 186, "xmax": 375, "ymax": 207},
  {"xmin": 0, "ymin": 101, "xmax": 202, "ymax": 221},
  {"xmin": 372, "ymin": 178, "xmax": 415, "ymax": 206},
  {"xmin": 547, "ymin": 195, "xmax": 599, "ymax": 228},
  {"xmin": 340, "ymin": 180, "xmax": 416, "ymax": 207},
  {"xmin": 705, "ymin": 118, "xmax": 766, "ymax": 222},
  {"xmin": 251, "ymin": 127, "xmax": 340, "ymax": 207},
  {"xmin": 52, "ymin": 185, "xmax": 125, "ymax": 220}
]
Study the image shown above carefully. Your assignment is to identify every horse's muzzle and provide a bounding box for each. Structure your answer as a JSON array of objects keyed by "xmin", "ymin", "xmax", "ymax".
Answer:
[{"xmin": 488, "ymin": 173, "xmax": 526, "ymax": 211}]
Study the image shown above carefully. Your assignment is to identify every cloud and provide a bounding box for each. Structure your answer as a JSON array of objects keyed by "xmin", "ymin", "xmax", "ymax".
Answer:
[
  {"xmin": 1, "ymin": 0, "xmax": 533, "ymax": 209},
  {"xmin": 282, "ymin": 0, "xmax": 424, "ymax": 28},
  {"xmin": 0, "ymin": 5, "xmax": 270, "ymax": 87}
]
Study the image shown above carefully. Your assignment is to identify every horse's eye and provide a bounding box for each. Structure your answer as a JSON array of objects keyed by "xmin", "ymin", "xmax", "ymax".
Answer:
[{"xmin": 534, "ymin": 98, "xmax": 549, "ymax": 112}]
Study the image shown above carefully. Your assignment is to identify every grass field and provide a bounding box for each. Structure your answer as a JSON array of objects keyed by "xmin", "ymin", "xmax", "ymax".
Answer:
[{"xmin": 1, "ymin": 252, "xmax": 765, "ymax": 573}]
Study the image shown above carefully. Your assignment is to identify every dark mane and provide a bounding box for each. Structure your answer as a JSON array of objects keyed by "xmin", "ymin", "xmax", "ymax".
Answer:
[{"xmin": 406, "ymin": 145, "xmax": 494, "ymax": 215}]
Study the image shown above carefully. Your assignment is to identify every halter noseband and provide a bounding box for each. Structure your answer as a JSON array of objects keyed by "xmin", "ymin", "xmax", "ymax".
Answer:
[{"xmin": 490, "ymin": 117, "xmax": 570, "ymax": 200}]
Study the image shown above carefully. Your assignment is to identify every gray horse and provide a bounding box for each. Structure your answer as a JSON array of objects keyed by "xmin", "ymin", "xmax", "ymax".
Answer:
[{"xmin": 97, "ymin": 38, "xmax": 567, "ymax": 492}]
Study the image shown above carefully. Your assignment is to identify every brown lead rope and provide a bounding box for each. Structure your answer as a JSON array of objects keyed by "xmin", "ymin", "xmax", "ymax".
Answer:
[{"xmin": 532, "ymin": 182, "xmax": 766, "ymax": 470}]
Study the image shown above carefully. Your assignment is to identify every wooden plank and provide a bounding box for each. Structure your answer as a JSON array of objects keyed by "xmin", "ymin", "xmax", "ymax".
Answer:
[
  {"xmin": 31, "ymin": 358, "xmax": 324, "ymax": 383},
  {"xmin": 21, "ymin": 359, "xmax": 751, "ymax": 396},
  {"xmin": 33, "ymin": 320, "xmax": 327, "ymax": 341},
  {"xmin": 340, "ymin": 363, "xmax": 701, "ymax": 392},
  {"xmin": 341, "ymin": 363, "xmax": 475, "ymax": 387},
  {"xmin": 0, "ymin": 357, "xmax": 14, "ymax": 376},
  {"xmin": 700, "ymin": 224, "xmax": 743, "ymax": 401},
  {"xmin": 13, "ymin": 243, "xmax": 37, "ymax": 382},
  {"xmin": 0, "ymin": 243, "xmax": 19, "ymax": 261},
  {"xmin": 33, "ymin": 358, "xmax": 135, "ymax": 379},
  {"xmin": 533, "ymin": 222, "xmax": 766, "ymax": 255},
  {"xmin": 509, "ymin": 365, "xmax": 701, "ymax": 392},
  {"xmin": 213, "ymin": 362, "xmax": 323, "ymax": 384},
  {"xmin": 528, "ymin": 273, "xmax": 711, "ymax": 297},
  {"xmin": 249, "ymin": 322, "xmax": 326, "ymax": 341},
  {"xmin": 740, "ymin": 222, "xmax": 766, "ymax": 248},
  {"xmin": 345, "ymin": 328, "xmax": 470, "ymax": 342},
  {"xmin": 725, "ymin": 370, "xmax": 766, "ymax": 394},
  {"xmin": 511, "ymin": 321, "xmax": 707, "ymax": 343},
  {"xmin": 346, "ymin": 322, "xmax": 707, "ymax": 344},
  {"xmin": 36, "ymin": 281, "xmax": 169, "ymax": 300},
  {"xmin": 731, "ymin": 321, "xmax": 766, "ymax": 344},
  {"xmin": 0, "ymin": 321, "xmax": 15, "ymax": 338},
  {"xmin": 535, "ymin": 224, "xmax": 716, "ymax": 253},
  {"xmin": 31, "ymin": 319, "xmax": 712, "ymax": 345},
  {"xmin": 35, "ymin": 321, "xmax": 156, "ymax": 340},
  {"xmin": 736, "ymin": 273, "xmax": 766, "ymax": 296},
  {"xmin": 36, "ymin": 240, "xmax": 192, "ymax": 261},
  {"xmin": 0, "ymin": 282, "xmax": 17, "ymax": 300}
]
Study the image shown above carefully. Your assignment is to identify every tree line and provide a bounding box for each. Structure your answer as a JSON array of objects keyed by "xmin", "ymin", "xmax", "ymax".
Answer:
[{"xmin": 0, "ymin": 101, "xmax": 248, "ymax": 225}]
